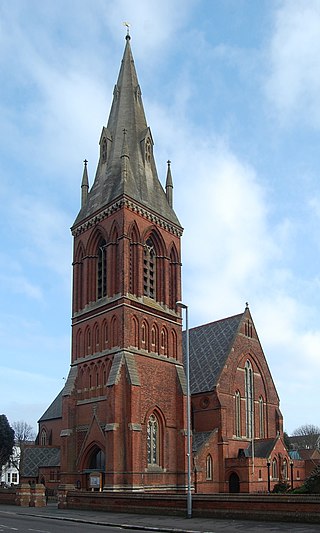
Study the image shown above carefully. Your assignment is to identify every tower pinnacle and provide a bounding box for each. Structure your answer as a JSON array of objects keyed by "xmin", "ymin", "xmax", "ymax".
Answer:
[
  {"xmin": 81, "ymin": 159, "xmax": 89, "ymax": 207},
  {"xmin": 165, "ymin": 160, "xmax": 173, "ymax": 208}
]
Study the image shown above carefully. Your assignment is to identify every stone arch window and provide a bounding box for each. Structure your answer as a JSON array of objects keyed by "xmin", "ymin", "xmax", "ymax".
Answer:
[
  {"xmin": 259, "ymin": 396, "xmax": 265, "ymax": 438},
  {"xmin": 169, "ymin": 246, "xmax": 179, "ymax": 309},
  {"xmin": 245, "ymin": 360, "xmax": 254, "ymax": 439},
  {"xmin": 143, "ymin": 238, "xmax": 156, "ymax": 299},
  {"xmin": 129, "ymin": 225, "xmax": 139, "ymax": 295},
  {"xmin": 40, "ymin": 428, "xmax": 47, "ymax": 446},
  {"xmin": 206, "ymin": 454, "xmax": 213, "ymax": 480},
  {"xmin": 74, "ymin": 244, "xmax": 85, "ymax": 311},
  {"xmin": 109, "ymin": 226, "xmax": 119, "ymax": 296},
  {"xmin": 272, "ymin": 458, "xmax": 278, "ymax": 480},
  {"xmin": 235, "ymin": 390, "xmax": 241, "ymax": 437},
  {"xmin": 97, "ymin": 238, "xmax": 107, "ymax": 299},
  {"xmin": 283, "ymin": 458, "xmax": 288, "ymax": 480},
  {"xmin": 147, "ymin": 413, "xmax": 160, "ymax": 466}
]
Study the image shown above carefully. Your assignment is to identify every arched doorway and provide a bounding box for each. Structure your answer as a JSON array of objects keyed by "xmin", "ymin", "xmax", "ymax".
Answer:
[
  {"xmin": 85, "ymin": 446, "xmax": 105, "ymax": 491},
  {"xmin": 229, "ymin": 472, "xmax": 240, "ymax": 493},
  {"xmin": 89, "ymin": 447, "xmax": 105, "ymax": 470}
]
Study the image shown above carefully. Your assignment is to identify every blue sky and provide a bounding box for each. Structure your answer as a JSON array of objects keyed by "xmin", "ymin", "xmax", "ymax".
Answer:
[{"xmin": 1, "ymin": 0, "xmax": 319, "ymax": 435}]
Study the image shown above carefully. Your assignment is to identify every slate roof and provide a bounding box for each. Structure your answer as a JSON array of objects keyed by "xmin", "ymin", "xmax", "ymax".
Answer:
[
  {"xmin": 193, "ymin": 431, "xmax": 216, "ymax": 453},
  {"xmin": 38, "ymin": 389, "xmax": 63, "ymax": 422},
  {"xmin": 73, "ymin": 35, "xmax": 181, "ymax": 230},
  {"xmin": 245, "ymin": 438, "xmax": 278, "ymax": 458},
  {"xmin": 183, "ymin": 313, "xmax": 243, "ymax": 395},
  {"xmin": 21, "ymin": 447, "xmax": 60, "ymax": 477}
]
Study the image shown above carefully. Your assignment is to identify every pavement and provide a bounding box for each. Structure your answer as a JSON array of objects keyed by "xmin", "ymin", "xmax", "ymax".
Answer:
[{"xmin": 1, "ymin": 502, "xmax": 320, "ymax": 532}]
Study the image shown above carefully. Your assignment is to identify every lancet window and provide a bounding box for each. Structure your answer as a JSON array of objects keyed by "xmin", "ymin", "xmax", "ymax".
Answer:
[
  {"xmin": 245, "ymin": 360, "xmax": 254, "ymax": 439},
  {"xmin": 97, "ymin": 238, "xmax": 107, "ymax": 299},
  {"xmin": 147, "ymin": 413, "xmax": 160, "ymax": 466},
  {"xmin": 143, "ymin": 238, "xmax": 156, "ymax": 299},
  {"xmin": 235, "ymin": 390, "xmax": 241, "ymax": 437}
]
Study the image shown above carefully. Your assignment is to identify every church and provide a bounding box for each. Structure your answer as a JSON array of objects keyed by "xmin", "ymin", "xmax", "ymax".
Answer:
[{"xmin": 22, "ymin": 35, "xmax": 304, "ymax": 494}]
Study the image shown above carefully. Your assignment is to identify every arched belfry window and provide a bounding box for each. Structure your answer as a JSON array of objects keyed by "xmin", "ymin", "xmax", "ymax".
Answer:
[
  {"xmin": 97, "ymin": 238, "xmax": 107, "ymax": 299},
  {"xmin": 245, "ymin": 360, "xmax": 254, "ymax": 439},
  {"xmin": 169, "ymin": 246, "xmax": 179, "ymax": 309},
  {"xmin": 129, "ymin": 225, "xmax": 139, "ymax": 295},
  {"xmin": 144, "ymin": 238, "xmax": 156, "ymax": 299},
  {"xmin": 147, "ymin": 413, "xmax": 160, "ymax": 466}
]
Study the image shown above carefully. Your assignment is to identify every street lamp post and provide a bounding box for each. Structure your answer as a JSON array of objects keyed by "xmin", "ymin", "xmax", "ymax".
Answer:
[{"xmin": 176, "ymin": 301, "xmax": 192, "ymax": 519}]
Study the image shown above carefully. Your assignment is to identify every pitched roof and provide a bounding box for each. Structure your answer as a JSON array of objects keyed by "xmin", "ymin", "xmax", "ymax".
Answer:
[
  {"xmin": 184, "ymin": 312, "xmax": 243, "ymax": 394},
  {"xmin": 73, "ymin": 35, "xmax": 181, "ymax": 230},
  {"xmin": 21, "ymin": 447, "xmax": 60, "ymax": 477},
  {"xmin": 245, "ymin": 438, "xmax": 278, "ymax": 458},
  {"xmin": 38, "ymin": 389, "xmax": 62, "ymax": 422}
]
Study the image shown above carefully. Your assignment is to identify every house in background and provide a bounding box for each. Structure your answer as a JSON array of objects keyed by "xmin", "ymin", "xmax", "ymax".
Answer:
[
  {"xmin": 1, "ymin": 446, "xmax": 20, "ymax": 487},
  {"xmin": 21, "ymin": 34, "xmax": 310, "ymax": 494}
]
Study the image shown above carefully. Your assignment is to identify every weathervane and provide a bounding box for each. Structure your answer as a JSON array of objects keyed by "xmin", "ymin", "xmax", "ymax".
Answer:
[{"xmin": 123, "ymin": 21, "xmax": 130, "ymax": 37}]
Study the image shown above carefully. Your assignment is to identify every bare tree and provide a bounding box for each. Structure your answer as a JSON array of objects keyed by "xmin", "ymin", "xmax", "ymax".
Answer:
[
  {"xmin": 292, "ymin": 424, "xmax": 320, "ymax": 449},
  {"xmin": 11, "ymin": 421, "xmax": 36, "ymax": 473}
]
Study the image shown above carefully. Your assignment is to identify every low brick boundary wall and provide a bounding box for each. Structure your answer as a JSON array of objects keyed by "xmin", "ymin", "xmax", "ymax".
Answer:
[
  {"xmin": 0, "ymin": 488, "xmax": 16, "ymax": 505},
  {"xmin": 60, "ymin": 491, "xmax": 320, "ymax": 524}
]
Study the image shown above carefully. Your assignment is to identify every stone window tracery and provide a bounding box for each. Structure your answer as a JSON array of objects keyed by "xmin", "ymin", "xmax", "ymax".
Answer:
[{"xmin": 147, "ymin": 413, "xmax": 159, "ymax": 466}]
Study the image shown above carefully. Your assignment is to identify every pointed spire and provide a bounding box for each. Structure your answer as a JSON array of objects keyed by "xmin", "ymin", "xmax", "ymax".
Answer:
[
  {"xmin": 73, "ymin": 36, "xmax": 181, "ymax": 230},
  {"xmin": 166, "ymin": 160, "xmax": 173, "ymax": 208},
  {"xmin": 81, "ymin": 159, "xmax": 89, "ymax": 207}
]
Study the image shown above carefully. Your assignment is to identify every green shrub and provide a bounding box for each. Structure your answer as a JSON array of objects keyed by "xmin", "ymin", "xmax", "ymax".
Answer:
[
  {"xmin": 304, "ymin": 465, "xmax": 320, "ymax": 494},
  {"xmin": 272, "ymin": 481, "xmax": 290, "ymax": 493}
]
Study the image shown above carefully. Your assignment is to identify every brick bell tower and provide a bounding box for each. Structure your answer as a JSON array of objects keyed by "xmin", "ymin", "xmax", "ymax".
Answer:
[{"xmin": 59, "ymin": 34, "xmax": 187, "ymax": 491}]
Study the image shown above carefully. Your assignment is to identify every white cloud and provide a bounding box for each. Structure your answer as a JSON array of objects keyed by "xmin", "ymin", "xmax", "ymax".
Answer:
[{"xmin": 266, "ymin": 0, "xmax": 320, "ymax": 126}]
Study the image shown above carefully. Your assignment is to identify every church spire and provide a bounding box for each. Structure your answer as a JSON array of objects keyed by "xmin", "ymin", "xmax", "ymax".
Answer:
[
  {"xmin": 73, "ymin": 35, "xmax": 181, "ymax": 231},
  {"xmin": 81, "ymin": 159, "xmax": 89, "ymax": 207}
]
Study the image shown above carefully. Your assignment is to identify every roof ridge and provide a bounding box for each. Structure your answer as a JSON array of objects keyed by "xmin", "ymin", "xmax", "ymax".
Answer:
[{"xmin": 188, "ymin": 312, "xmax": 244, "ymax": 332}]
